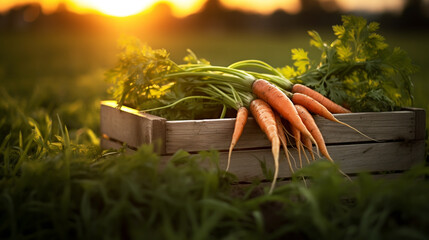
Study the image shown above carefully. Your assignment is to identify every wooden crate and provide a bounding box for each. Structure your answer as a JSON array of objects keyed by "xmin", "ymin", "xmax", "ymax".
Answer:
[{"xmin": 100, "ymin": 100, "xmax": 426, "ymax": 181}]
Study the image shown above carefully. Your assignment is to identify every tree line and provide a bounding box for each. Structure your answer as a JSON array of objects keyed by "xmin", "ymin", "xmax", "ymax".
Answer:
[{"xmin": 0, "ymin": 0, "xmax": 428, "ymax": 33}]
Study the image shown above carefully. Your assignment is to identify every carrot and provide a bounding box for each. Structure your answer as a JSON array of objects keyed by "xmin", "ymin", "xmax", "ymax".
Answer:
[
  {"xmin": 285, "ymin": 120, "xmax": 308, "ymax": 185},
  {"xmin": 292, "ymin": 93, "xmax": 377, "ymax": 141},
  {"xmin": 252, "ymin": 79, "xmax": 318, "ymax": 148},
  {"xmin": 250, "ymin": 99, "xmax": 280, "ymax": 194},
  {"xmin": 289, "ymin": 124, "xmax": 302, "ymax": 169},
  {"xmin": 300, "ymin": 143, "xmax": 311, "ymax": 165},
  {"xmin": 274, "ymin": 113, "xmax": 294, "ymax": 174},
  {"xmin": 295, "ymin": 104, "xmax": 333, "ymax": 163},
  {"xmin": 280, "ymin": 120, "xmax": 299, "ymax": 170},
  {"xmin": 301, "ymin": 133, "xmax": 316, "ymax": 162},
  {"xmin": 295, "ymin": 104, "xmax": 352, "ymax": 181},
  {"xmin": 292, "ymin": 84, "xmax": 351, "ymax": 113},
  {"xmin": 226, "ymin": 107, "xmax": 248, "ymax": 173}
]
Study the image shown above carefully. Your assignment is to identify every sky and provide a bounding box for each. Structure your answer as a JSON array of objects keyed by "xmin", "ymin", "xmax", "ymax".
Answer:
[{"xmin": 0, "ymin": 0, "xmax": 412, "ymax": 17}]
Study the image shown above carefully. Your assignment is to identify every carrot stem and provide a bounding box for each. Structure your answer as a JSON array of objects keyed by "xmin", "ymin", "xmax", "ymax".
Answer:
[{"xmin": 141, "ymin": 96, "xmax": 220, "ymax": 112}]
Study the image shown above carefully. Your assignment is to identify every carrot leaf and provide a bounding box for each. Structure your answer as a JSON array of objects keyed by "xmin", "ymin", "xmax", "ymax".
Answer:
[{"xmin": 280, "ymin": 15, "xmax": 418, "ymax": 112}]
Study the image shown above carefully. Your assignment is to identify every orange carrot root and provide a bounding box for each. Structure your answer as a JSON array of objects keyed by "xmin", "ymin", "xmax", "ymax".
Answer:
[
  {"xmin": 226, "ymin": 107, "xmax": 248, "ymax": 173},
  {"xmin": 301, "ymin": 133, "xmax": 316, "ymax": 162},
  {"xmin": 290, "ymin": 124, "xmax": 302, "ymax": 169},
  {"xmin": 275, "ymin": 113, "xmax": 294, "ymax": 174},
  {"xmin": 292, "ymin": 84, "xmax": 351, "ymax": 114},
  {"xmin": 295, "ymin": 104, "xmax": 352, "ymax": 181},
  {"xmin": 292, "ymin": 93, "xmax": 378, "ymax": 142},
  {"xmin": 295, "ymin": 104, "xmax": 333, "ymax": 162},
  {"xmin": 300, "ymin": 142, "xmax": 311, "ymax": 165},
  {"xmin": 282, "ymin": 121, "xmax": 299, "ymax": 171},
  {"xmin": 250, "ymin": 99, "xmax": 280, "ymax": 194},
  {"xmin": 252, "ymin": 79, "xmax": 318, "ymax": 149}
]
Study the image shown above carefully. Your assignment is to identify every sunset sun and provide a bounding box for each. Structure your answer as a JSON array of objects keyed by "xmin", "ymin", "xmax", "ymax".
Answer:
[{"xmin": 76, "ymin": 0, "xmax": 156, "ymax": 17}]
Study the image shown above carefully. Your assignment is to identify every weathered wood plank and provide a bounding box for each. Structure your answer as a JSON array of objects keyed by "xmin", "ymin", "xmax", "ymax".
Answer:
[
  {"xmin": 165, "ymin": 118, "xmax": 268, "ymax": 153},
  {"xmin": 316, "ymin": 111, "xmax": 415, "ymax": 143},
  {"xmin": 403, "ymin": 107, "xmax": 426, "ymax": 140},
  {"xmin": 102, "ymin": 134, "xmax": 424, "ymax": 181},
  {"xmin": 101, "ymin": 101, "xmax": 167, "ymax": 154},
  {"xmin": 164, "ymin": 111, "xmax": 416, "ymax": 153},
  {"xmin": 410, "ymin": 140, "xmax": 426, "ymax": 166},
  {"xmin": 226, "ymin": 140, "xmax": 424, "ymax": 180},
  {"xmin": 249, "ymin": 172, "xmax": 409, "ymax": 186},
  {"xmin": 159, "ymin": 140, "xmax": 425, "ymax": 181}
]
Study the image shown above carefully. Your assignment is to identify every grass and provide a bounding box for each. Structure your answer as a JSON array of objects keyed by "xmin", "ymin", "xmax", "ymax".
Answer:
[{"xmin": 1, "ymin": 28, "xmax": 429, "ymax": 239}]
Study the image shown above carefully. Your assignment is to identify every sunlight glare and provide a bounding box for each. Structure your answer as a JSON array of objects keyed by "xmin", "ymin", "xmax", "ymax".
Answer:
[
  {"xmin": 74, "ymin": 0, "xmax": 155, "ymax": 17},
  {"xmin": 168, "ymin": 0, "xmax": 206, "ymax": 17},
  {"xmin": 221, "ymin": 0, "xmax": 300, "ymax": 15}
]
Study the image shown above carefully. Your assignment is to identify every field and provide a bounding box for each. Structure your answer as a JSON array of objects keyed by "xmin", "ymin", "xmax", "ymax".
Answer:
[{"xmin": 1, "ymin": 28, "xmax": 429, "ymax": 239}]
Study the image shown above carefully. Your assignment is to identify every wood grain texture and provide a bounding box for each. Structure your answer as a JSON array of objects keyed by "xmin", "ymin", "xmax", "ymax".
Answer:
[
  {"xmin": 100, "ymin": 102, "xmax": 425, "ymax": 182},
  {"xmin": 100, "ymin": 101, "xmax": 166, "ymax": 154},
  {"xmin": 100, "ymin": 101, "xmax": 423, "ymax": 156},
  {"xmin": 403, "ymin": 107, "xmax": 426, "ymax": 140},
  {"xmin": 165, "ymin": 118, "xmax": 268, "ymax": 153},
  {"xmin": 102, "ymin": 137, "xmax": 425, "ymax": 181},
  {"xmin": 200, "ymin": 140, "xmax": 426, "ymax": 181},
  {"xmin": 164, "ymin": 111, "xmax": 416, "ymax": 153}
]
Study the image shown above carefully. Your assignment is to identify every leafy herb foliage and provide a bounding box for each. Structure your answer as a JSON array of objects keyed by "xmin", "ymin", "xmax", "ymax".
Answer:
[
  {"xmin": 106, "ymin": 37, "xmax": 223, "ymax": 120},
  {"xmin": 280, "ymin": 15, "xmax": 418, "ymax": 111}
]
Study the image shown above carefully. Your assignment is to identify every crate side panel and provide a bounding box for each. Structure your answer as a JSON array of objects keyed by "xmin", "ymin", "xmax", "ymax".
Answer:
[
  {"xmin": 215, "ymin": 140, "xmax": 424, "ymax": 181},
  {"xmin": 165, "ymin": 111, "xmax": 416, "ymax": 153},
  {"xmin": 165, "ymin": 118, "xmax": 269, "ymax": 153},
  {"xmin": 101, "ymin": 102, "xmax": 142, "ymax": 147},
  {"xmin": 100, "ymin": 101, "xmax": 166, "ymax": 153},
  {"xmin": 320, "ymin": 111, "xmax": 415, "ymax": 143},
  {"xmin": 404, "ymin": 107, "xmax": 426, "ymax": 140},
  {"xmin": 104, "ymin": 140, "xmax": 424, "ymax": 181}
]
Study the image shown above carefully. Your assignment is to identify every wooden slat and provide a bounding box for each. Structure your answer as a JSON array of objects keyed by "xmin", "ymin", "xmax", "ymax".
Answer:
[
  {"xmin": 199, "ymin": 140, "xmax": 425, "ymax": 181},
  {"xmin": 164, "ymin": 111, "xmax": 416, "ymax": 153},
  {"xmin": 248, "ymin": 172, "xmax": 409, "ymax": 188},
  {"xmin": 316, "ymin": 111, "xmax": 415, "ymax": 143},
  {"xmin": 102, "ymin": 138, "xmax": 425, "ymax": 181},
  {"xmin": 410, "ymin": 139, "xmax": 426, "ymax": 166},
  {"xmin": 165, "ymin": 118, "xmax": 269, "ymax": 153},
  {"xmin": 100, "ymin": 101, "xmax": 167, "ymax": 154},
  {"xmin": 403, "ymin": 107, "xmax": 426, "ymax": 140}
]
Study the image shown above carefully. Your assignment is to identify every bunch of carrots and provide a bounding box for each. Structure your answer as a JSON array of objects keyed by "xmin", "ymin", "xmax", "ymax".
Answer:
[
  {"xmin": 126, "ymin": 56, "xmax": 375, "ymax": 194},
  {"xmin": 108, "ymin": 40, "xmax": 375, "ymax": 194}
]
